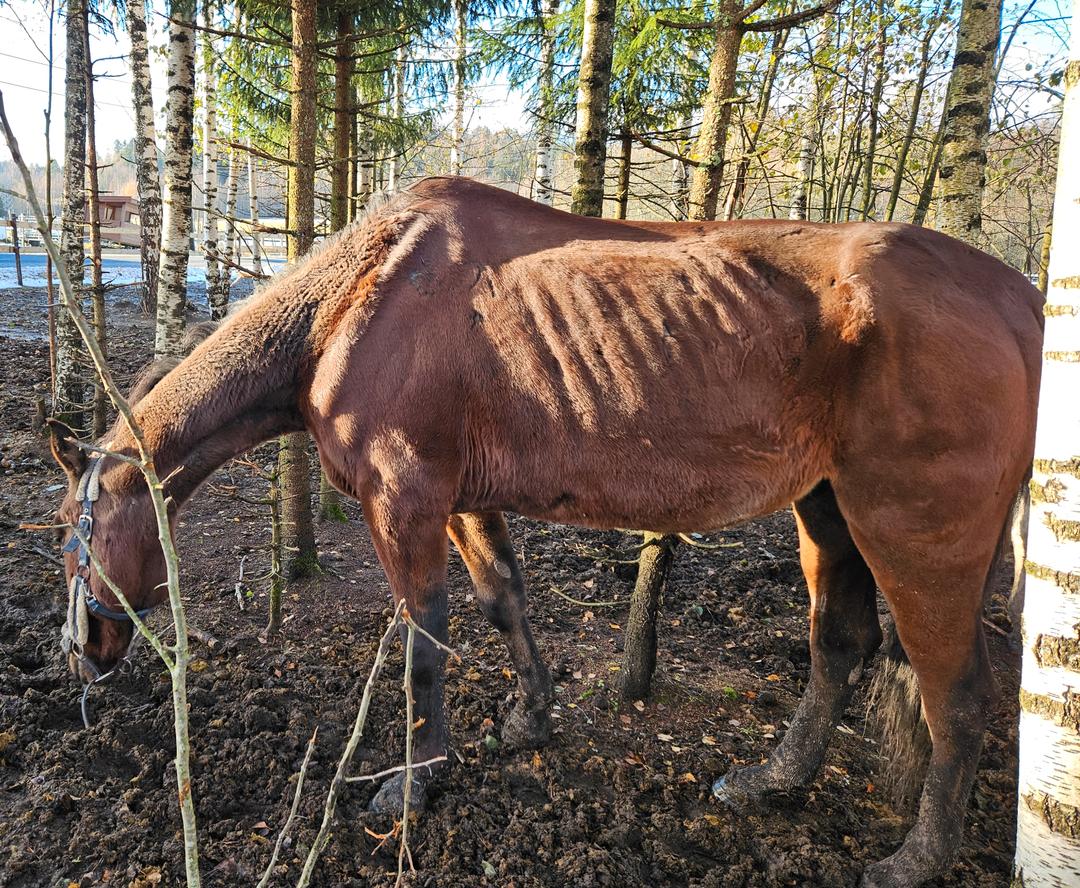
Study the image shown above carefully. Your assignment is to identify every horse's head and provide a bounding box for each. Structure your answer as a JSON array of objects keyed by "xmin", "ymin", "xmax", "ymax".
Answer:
[{"xmin": 48, "ymin": 419, "xmax": 168, "ymax": 683}]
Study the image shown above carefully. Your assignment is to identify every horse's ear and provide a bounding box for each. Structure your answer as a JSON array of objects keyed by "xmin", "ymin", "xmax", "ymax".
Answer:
[{"xmin": 45, "ymin": 418, "xmax": 86, "ymax": 482}]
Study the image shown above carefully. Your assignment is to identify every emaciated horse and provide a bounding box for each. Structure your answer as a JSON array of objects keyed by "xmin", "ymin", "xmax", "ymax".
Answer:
[{"xmin": 49, "ymin": 177, "xmax": 1043, "ymax": 887}]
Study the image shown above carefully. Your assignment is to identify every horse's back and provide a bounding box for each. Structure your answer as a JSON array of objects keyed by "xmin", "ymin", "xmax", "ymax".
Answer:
[{"xmin": 326, "ymin": 178, "xmax": 1045, "ymax": 534}]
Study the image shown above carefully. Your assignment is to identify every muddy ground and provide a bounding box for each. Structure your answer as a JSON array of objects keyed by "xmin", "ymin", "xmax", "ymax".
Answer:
[{"xmin": 0, "ymin": 283, "xmax": 1020, "ymax": 887}]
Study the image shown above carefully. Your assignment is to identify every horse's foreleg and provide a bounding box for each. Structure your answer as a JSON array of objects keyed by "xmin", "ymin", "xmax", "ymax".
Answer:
[
  {"xmin": 447, "ymin": 511, "xmax": 554, "ymax": 747},
  {"xmin": 715, "ymin": 481, "xmax": 881, "ymax": 808},
  {"xmin": 364, "ymin": 496, "xmax": 452, "ymax": 816}
]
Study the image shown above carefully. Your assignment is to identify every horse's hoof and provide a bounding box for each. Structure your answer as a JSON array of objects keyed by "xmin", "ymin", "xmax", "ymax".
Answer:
[
  {"xmin": 711, "ymin": 765, "xmax": 776, "ymax": 813},
  {"xmin": 501, "ymin": 703, "xmax": 551, "ymax": 749},
  {"xmin": 367, "ymin": 772, "xmax": 428, "ymax": 817},
  {"xmin": 711, "ymin": 773, "xmax": 753, "ymax": 813},
  {"xmin": 859, "ymin": 841, "xmax": 953, "ymax": 888}
]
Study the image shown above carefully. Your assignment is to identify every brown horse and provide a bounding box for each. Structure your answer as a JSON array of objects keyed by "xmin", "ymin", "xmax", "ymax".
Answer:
[{"xmin": 48, "ymin": 177, "xmax": 1042, "ymax": 887}]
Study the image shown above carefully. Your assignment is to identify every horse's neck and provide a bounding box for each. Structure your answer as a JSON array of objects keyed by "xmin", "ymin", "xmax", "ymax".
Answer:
[{"xmin": 112, "ymin": 295, "xmax": 312, "ymax": 502}]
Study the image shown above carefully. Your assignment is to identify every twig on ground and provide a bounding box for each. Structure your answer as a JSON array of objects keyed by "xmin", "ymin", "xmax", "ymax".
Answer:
[
  {"xmin": 256, "ymin": 727, "xmax": 318, "ymax": 888},
  {"xmin": 345, "ymin": 755, "xmax": 447, "ymax": 784},
  {"xmin": 397, "ymin": 618, "xmax": 418, "ymax": 884},
  {"xmin": 296, "ymin": 601, "xmax": 406, "ymax": 888}
]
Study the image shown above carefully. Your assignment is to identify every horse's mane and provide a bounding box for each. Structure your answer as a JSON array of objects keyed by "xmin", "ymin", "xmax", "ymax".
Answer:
[
  {"xmin": 127, "ymin": 185, "xmax": 418, "ymax": 408},
  {"xmin": 128, "ymin": 321, "xmax": 219, "ymax": 406}
]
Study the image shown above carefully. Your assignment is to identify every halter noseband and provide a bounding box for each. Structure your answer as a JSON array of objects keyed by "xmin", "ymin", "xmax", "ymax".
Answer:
[{"xmin": 60, "ymin": 456, "xmax": 154, "ymax": 659}]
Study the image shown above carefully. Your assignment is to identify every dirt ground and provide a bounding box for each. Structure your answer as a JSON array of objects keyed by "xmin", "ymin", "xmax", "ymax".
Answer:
[{"xmin": 0, "ymin": 284, "xmax": 1020, "ymax": 887}]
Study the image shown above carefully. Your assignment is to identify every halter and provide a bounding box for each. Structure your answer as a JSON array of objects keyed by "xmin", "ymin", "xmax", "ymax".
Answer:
[{"xmin": 59, "ymin": 455, "xmax": 152, "ymax": 726}]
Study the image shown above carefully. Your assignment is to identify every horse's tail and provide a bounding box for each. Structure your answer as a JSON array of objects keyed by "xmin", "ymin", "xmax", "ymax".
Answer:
[{"xmin": 866, "ymin": 477, "xmax": 1030, "ymax": 805}]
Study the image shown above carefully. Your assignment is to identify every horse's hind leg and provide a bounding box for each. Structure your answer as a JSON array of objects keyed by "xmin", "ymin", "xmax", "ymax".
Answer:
[
  {"xmin": 447, "ymin": 511, "xmax": 554, "ymax": 747},
  {"xmin": 714, "ymin": 481, "xmax": 882, "ymax": 807},
  {"xmin": 836, "ymin": 498, "xmax": 1000, "ymax": 888},
  {"xmin": 858, "ymin": 584, "xmax": 994, "ymax": 885}
]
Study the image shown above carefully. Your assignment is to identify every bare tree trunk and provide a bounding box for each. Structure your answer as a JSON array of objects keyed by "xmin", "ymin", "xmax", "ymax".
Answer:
[
  {"xmin": 1012, "ymin": 13, "xmax": 1080, "ymax": 881},
  {"xmin": 265, "ymin": 459, "xmax": 285, "ymax": 637},
  {"xmin": 615, "ymin": 132, "xmax": 632, "ymax": 219},
  {"xmin": 885, "ymin": 4, "xmax": 944, "ymax": 221},
  {"xmin": 217, "ymin": 136, "xmax": 239, "ymax": 307},
  {"xmin": 358, "ymin": 111, "xmax": 374, "ymax": 208},
  {"xmin": 859, "ymin": 0, "xmax": 888, "ymax": 220},
  {"xmin": 279, "ymin": 0, "xmax": 319, "ymax": 579},
  {"xmin": 619, "ymin": 533, "xmax": 678, "ymax": 701},
  {"xmin": 202, "ymin": 3, "xmax": 222, "ymax": 319},
  {"xmin": 44, "ymin": 0, "xmax": 57, "ymax": 404},
  {"xmin": 320, "ymin": 7, "xmax": 354, "ymax": 525},
  {"xmin": 688, "ymin": 11, "xmax": 742, "ymax": 221},
  {"xmin": 84, "ymin": 16, "xmax": 107, "ymax": 438},
  {"xmin": 726, "ymin": 26, "xmax": 787, "ymax": 220},
  {"xmin": 388, "ymin": 41, "xmax": 407, "ymax": 191},
  {"xmin": 937, "ymin": 0, "xmax": 1003, "ymax": 242},
  {"xmin": 570, "ymin": 0, "xmax": 616, "ymax": 217},
  {"xmin": 57, "ymin": 0, "xmax": 88, "ymax": 430},
  {"xmin": 128, "ymin": 0, "xmax": 161, "ymax": 316},
  {"xmin": 247, "ymin": 144, "xmax": 263, "ymax": 275},
  {"xmin": 1038, "ymin": 219, "xmax": 1052, "ymax": 295},
  {"xmin": 533, "ymin": 0, "xmax": 558, "ymax": 204},
  {"xmin": 451, "ymin": 0, "xmax": 468, "ymax": 175},
  {"xmin": 671, "ymin": 112, "xmax": 690, "ymax": 220},
  {"xmin": 912, "ymin": 103, "xmax": 948, "ymax": 225},
  {"xmin": 155, "ymin": 0, "xmax": 196, "ymax": 359}
]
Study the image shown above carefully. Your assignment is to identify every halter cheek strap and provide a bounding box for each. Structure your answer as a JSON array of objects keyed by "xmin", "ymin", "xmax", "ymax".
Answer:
[{"xmin": 60, "ymin": 456, "xmax": 154, "ymax": 662}]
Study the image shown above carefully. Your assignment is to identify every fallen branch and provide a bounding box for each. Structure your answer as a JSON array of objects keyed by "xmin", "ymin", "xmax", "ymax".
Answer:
[
  {"xmin": 295, "ymin": 601, "xmax": 406, "ymax": 888},
  {"xmin": 257, "ymin": 727, "xmax": 318, "ymax": 888}
]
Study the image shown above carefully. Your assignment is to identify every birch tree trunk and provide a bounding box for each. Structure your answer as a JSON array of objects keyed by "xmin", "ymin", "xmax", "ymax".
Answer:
[
  {"xmin": 451, "ymin": 0, "xmax": 468, "ymax": 175},
  {"xmin": 615, "ymin": 132, "xmax": 632, "ymax": 219},
  {"xmin": 937, "ymin": 0, "xmax": 1003, "ymax": 242},
  {"xmin": 688, "ymin": 10, "xmax": 742, "ymax": 221},
  {"xmin": 671, "ymin": 113, "xmax": 690, "ymax": 220},
  {"xmin": 201, "ymin": 4, "xmax": 222, "ymax": 319},
  {"xmin": 1013, "ymin": 8, "xmax": 1080, "ymax": 883},
  {"xmin": 56, "ymin": 0, "xmax": 88, "ymax": 430},
  {"xmin": 217, "ymin": 137, "xmax": 239, "ymax": 307},
  {"xmin": 570, "ymin": 0, "xmax": 616, "ymax": 217},
  {"xmin": 279, "ymin": 0, "xmax": 319, "ymax": 578},
  {"xmin": 127, "ymin": 0, "xmax": 161, "ymax": 316},
  {"xmin": 155, "ymin": 0, "xmax": 196, "ymax": 359},
  {"xmin": 247, "ymin": 144, "xmax": 263, "ymax": 275},
  {"xmin": 533, "ymin": 0, "xmax": 558, "ymax": 204}
]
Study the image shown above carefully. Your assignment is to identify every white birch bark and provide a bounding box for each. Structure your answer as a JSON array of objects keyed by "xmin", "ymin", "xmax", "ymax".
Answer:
[
  {"xmin": 201, "ymin": 3, "xmax": 221, "ymax": 318},
  {"xmin": 127, "ymin": 0, "xmax": 162, "ymax": 314},
  {"xmin": 534, "ymin": 0, "xmax": 558, "ymax": 204},
  {"xmin": 57, "ymin": 0, "xmax": 87, "ymax": 428},
  {"xmin": 1013, "ymin": 4, "xmax": 1080, "ymax": 883},
  {"xmin": 451, "ymin": 0, "xmax": 467, "ymax": 175},
  {"xmin": 247, "ymin": 144, "xmax": 263, "ymax": 276},
  {"xmin": 217, "ymin": 138, "xmax": 239, "ymax": 308},
  {"xmin": 155, "ymin": 0, "xmax": 196, "ymax": 359}
]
